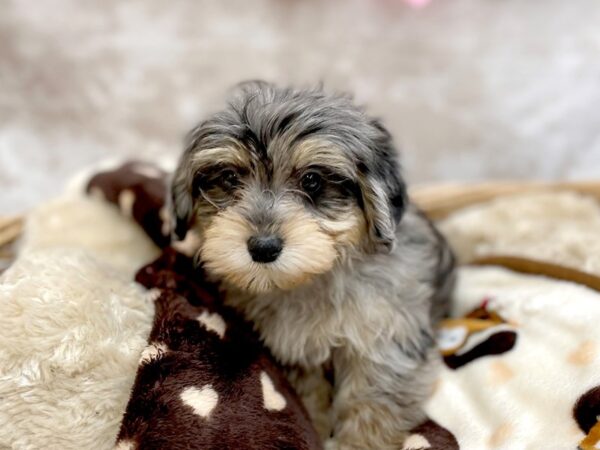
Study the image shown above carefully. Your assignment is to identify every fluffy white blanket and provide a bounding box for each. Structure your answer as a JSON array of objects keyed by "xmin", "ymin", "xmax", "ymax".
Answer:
[{"xmin": 0, "ymin": 195, "xmax": 158, "ymax": 449}]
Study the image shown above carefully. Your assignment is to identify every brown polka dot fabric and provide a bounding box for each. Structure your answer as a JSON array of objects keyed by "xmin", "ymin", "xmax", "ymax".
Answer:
[{"xmin": 117, "ymin": 249, "xmax": 321, "ymax": 449}]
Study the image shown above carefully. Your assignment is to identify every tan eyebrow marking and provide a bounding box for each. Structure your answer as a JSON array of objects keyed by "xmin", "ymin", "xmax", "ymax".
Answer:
[
  {"xmin": 191, "ymin": 145, "xmax": 251, "ymax": 170},
  {"xmin": 290, "ymin": 138, "xmax": 355, "ymax": 179}
]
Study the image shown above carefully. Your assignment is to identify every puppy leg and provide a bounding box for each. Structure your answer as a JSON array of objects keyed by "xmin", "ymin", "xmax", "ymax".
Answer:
[
  {"xmin": 326, "ymin": 340, "xmax": 439, "ymax": 450},
  {"xmin": 286, "ymin": 365, "xmax": 334, "ymax": 440}
]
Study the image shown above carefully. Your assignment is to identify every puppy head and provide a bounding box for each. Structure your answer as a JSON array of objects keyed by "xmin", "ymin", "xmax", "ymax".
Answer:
[{"xmin": 171, "ymin": 81, "xmax": 406, "ymax": 293}]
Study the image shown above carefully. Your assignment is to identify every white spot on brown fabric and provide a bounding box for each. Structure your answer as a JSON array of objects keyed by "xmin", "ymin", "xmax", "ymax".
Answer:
[
  {"xmin": 403, "ymin": 433, "xmax": 431, "ymax": 449},
  {"xmin": 159, "ymin": 206, "xmax": 172, "ymax": 236},
  {"xmin": 139, "ymin": 342, "xmax": 168, "ymax": 365},
  {"xmin": 118, "ymin": 189, "xmax": 135, "ymax": 217},
  {"xmin": 114, "ymin": 440, "xmax": 136, "ymax": 450},
  {"xmin": 131, "ymin": 163, "xmax": 164, "ymax": 179},
  {"xmin": 145, "ymin": 288, "xmax": 162, "ymax": 303},
  {"xmin": 180, "ymin": 385, "xmax": 219, "ymax": 418},
  {"xmin": 172, "ymin": 230, "xmax": 202, "ymax": 256},
  {"xmin": 196, "ymin": 311, "xmax": 226, "ymax": 339},
  {"xmin": 260, "ymin": 371, "xmax": 286, "ymax": 411}
]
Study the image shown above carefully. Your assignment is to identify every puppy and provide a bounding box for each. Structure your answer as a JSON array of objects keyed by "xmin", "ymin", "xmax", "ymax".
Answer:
[{"xmin": 171, "ymin": 81, "xmax": 455, "ymax": 449}]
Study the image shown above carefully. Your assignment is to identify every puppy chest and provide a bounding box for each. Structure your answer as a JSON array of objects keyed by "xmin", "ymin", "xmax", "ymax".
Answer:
[{"xmin": 256, "ymin": 289, "xmax": 394, "ymax": 367}]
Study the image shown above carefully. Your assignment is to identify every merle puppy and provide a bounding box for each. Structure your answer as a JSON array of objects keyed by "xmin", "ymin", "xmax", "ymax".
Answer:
[{"xmin": 171, "ymin": 81, "xmax": 455, "ymax": 449}]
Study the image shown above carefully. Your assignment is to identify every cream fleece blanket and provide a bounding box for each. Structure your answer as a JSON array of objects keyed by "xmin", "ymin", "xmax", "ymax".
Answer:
[
  {"xmin": 419, "ymin": 191, "xmax": 600, "ymax": 450},
  {"xmin": 0, "ymin": 193, "xmax": 159, "ymax": 449},
  {"xmin": 424, "ymin": 266, "xmax": 600, "ymax": 449}
]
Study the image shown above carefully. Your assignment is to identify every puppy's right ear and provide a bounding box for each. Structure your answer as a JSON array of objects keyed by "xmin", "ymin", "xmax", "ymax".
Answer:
[{"xmin": 170, "ymin": 155, "xmax": 195, "ymax": 241}]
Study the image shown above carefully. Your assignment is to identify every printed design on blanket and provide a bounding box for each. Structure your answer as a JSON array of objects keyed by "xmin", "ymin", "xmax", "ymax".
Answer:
[
  {"xmin": 437, "ymin": 299, "xmax": 517, "ymax": 369},
  {"xmin": 574, "ymin": 385, "xmax": 600, "ymax": 450},
  {"xmin": 87, "ymin": 163, "xmax": 322, "ymax": 450},
  {"xmin": 404, "ymin": 420, "xmax": 459, "ymax": 450}
]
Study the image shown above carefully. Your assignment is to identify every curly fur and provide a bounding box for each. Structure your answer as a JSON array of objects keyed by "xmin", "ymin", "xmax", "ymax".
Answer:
[
  {"xmin": 171, "ymin": 82, "xmax": 456, "ymax": 449},
  {"xmin": 0, "ymin": 248, "xmax": 154, "ymax": 449}
]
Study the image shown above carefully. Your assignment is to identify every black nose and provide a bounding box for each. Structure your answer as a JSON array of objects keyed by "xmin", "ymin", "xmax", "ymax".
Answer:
[{"xmin": 247, "ymin": 235, "xmax": 283, "ymax": 263}]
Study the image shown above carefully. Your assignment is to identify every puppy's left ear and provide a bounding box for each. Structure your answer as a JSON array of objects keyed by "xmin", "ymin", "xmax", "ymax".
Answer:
[
  {"xmin": 360, "ymin": 120, "xmax": 407, "ymax": 253},
  {"xmin": 170, "ymin": 152, "xmax": 195, "ymax": 241}
]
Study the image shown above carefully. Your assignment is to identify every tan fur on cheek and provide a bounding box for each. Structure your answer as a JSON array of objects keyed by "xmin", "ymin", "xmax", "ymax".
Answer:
[
  {"xmin": 276, "ymin": 208, "xmax": 337, "ymax": 289},
  {"xmin": 319, "ymin": 206, "xmax": 367, "ymax": 251},
  {"xmin": 200, "ymin": 209, "xmax": 259, "ymax": 289}
]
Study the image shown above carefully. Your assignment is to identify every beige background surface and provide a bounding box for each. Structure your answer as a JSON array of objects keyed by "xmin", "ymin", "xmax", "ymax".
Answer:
[{"xmin": 2, "ymin": 0, "xmax": 600, "ymax": 214}]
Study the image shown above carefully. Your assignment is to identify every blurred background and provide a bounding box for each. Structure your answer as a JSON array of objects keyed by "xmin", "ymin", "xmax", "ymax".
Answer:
[{"xmin": 1, "ymin": 0, "xmax": 600, "ymax": 214}]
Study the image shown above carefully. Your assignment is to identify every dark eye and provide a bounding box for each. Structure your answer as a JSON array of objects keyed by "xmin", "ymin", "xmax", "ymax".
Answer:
[
  {"xmin": 220, "ymin": 169, "xmax": 239, "ymax": 190},
  {"xmin": 300, "ymin": 171, "xmax": 323, "ymax": 195}
]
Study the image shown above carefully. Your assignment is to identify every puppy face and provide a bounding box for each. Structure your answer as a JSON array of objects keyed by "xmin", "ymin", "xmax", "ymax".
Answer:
[{"xmin": 171, "ymin": 82, "xmax": 407, "ymax": 293}]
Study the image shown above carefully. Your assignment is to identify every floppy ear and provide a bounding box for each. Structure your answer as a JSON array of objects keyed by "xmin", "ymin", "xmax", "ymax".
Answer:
[
  {"xmin": 360, "ymin": 120, "xmax": 407, "ymax": 253},
  {"xmin": 170, "ymin": 152, "xmax": 195, "ymax": 241}
]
